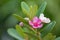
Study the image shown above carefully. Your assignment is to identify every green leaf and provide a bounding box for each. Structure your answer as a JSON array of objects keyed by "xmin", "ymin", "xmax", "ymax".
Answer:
[
  {"xmin": 24, "ymin": 32, "xmax": 38, "ymax": 39},
  {"xmin": 55, "ymin": 37, "xmax": 60, "ymax": 40},
  {"xmin": 21, "ymin": 1, "xmax": 30, "ymax": 13},
  {"xmin": 21, "ymin": 2, "xmax": 30, "ymax": 18},
  {"xmin": 36, "ymin": 1, "xmax": 47, "ymax": 17},
  {"xmin": 16, "ymin": 25, "xmax": 26, "ymax": 38},
  {"xmin": 40, "ymin": 21, "xmax": 56, "ymax": 37},
  {"xmin": 43, "ymin": 33, "xmax": 56, "ymax": 40},
  {"xmin": 13, "ymin": 14, "xmax": 28, "ymax": 24},
  {"xmin": 7, "ymin": 28, "xmax": 24, "ymax": 40},
  {"xmin": 24, "ymin": 23, "xmax": 36, "ymax": 33},
  {"xmin": 29, "ymin": 5, "xmax": 38, "ymax": 19}
]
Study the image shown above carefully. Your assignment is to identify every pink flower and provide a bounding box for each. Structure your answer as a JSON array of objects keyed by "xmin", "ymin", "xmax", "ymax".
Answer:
[
  {"xmin": 19, "ymin": 13, "xmax": 51, "ymax": 28},
  {"xmin": 29, "ymin": 17, "xmax": 43, "ymax": 28}
]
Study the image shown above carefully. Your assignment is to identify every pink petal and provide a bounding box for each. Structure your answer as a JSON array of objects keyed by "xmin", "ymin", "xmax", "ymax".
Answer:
[
  {"xmin": 29, "ymin": 21, "xmax": 33, "ymax": 26},
  {"xmin": 38, "ymin": 24, "xmax": 43, "ymax": 28},
  {"xmin": 33, "ymin": 17, "xmax": 39, "ymax": 23},
  {"xmin": 32, "ymin": 24, "xmax": 43, "ymax": 28},
  {"xmin": 37, "ymin": 19, "xmax": 42, "ymax": 24}
]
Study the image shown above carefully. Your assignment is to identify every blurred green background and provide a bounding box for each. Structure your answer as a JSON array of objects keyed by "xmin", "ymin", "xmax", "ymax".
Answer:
[{"xmin": 0, "ymin": 0, "xmax": 60, "ymax": 40}]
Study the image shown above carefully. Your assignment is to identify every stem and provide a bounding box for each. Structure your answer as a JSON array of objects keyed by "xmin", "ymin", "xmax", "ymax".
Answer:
[
  {"xmin": 38, "ymin": 32, "xmax": 42, "ymax": 40},
  {"xmin": 25, "ymin": 35, "xmax": 28, "ymax": 40},
  {"xmin": 36, "ymin": 29, "xmax": 42, "ymax": 40}
]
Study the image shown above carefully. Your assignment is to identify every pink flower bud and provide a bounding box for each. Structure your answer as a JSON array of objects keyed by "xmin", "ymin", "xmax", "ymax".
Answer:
[{"xmin": 19, "ymin": 22, "xmax": 24, "ymax": 26}]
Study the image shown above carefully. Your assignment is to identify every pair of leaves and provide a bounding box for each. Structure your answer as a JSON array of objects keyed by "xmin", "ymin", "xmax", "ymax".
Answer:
[
  {"xmin": 7, "ymin": 25, "xmax": 26, "ymax": 40},
  {"xmin": 21, "ymin": 2, "xmax": 37, "ymax": 19},
  {"xmin": 7, "ymin": 24, "xmax": 37, "ymax": 40},
  {"xmin": 21, "ymin": 1, "xmax": 47, "ymax": 18}
]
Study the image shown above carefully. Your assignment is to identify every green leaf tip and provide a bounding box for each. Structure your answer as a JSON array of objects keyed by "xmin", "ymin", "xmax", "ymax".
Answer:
[
  {"xmin": 36, "ymin": 1, "xmax": 47, "ymax": 17},
  {"xmin": 13, "ymin": 14, "xmax": 28, "ymax": 24},
  {"xmin": 16, "ymin": 25, "xmax": 26, "ymax": 38},
  {"xmin": 21, "ymin": 1, "xmax": 31, "ymax": 18},
  {"xmin": 21, "ymin": 1, "xmax": 30, "ymax": 12}
]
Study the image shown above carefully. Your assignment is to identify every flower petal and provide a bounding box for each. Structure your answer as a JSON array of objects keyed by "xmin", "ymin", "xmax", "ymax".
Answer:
[
  {"xmin": 43, "ymin": 18, "xmax": 51, "ymax": 23},
  {"xmin": 39, "ymin": 13, "xmax": 51, "ymax": 23},
  {"xmin": 29, "ymin": 21, "xmax": 33, "ymax": 26},
  {"xmin": 32, "ymin": 24, "xmax": 43, "ymax": 28},
  {"xmin": 33, "ymin": 17, "xmax": 39, "ymax": 23},
  {"xmin": 24, "ymin": 17, "xmax": 29, "ymax": 21},
  {"xmin": 38, "ymin": 24, "xmax": 43, "ymax": 28},
  {"xmin": 39, "ymin": 13, "xmax": 44, "ymax": 19}
]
